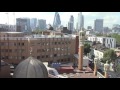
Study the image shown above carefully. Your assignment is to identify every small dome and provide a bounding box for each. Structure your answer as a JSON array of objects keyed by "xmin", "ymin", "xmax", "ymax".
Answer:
[{"xmin": 13, "ymin": 57, "xmax": 48, "ymax": 78}]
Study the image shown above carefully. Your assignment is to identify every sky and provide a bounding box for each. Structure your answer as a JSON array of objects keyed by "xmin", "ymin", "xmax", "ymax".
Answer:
[{"xmin": 0, "ymin": 12, "xmax": 120, "ymax": 29}]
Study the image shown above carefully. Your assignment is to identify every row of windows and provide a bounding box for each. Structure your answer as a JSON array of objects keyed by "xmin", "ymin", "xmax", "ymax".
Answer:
[
  {"xmin": 0, "ymin": 56, "xmax": 25, "ymax": 60},
  {"xmin": 0, "ymin": 42, "xmax": 25, "ymax": 46},
  {"xmin": 0, "ymin": 54, "xmax": 71, "ymax": 60},
  {"xmin": 0, "ymin": 48, "xmax": 71, "ymax": 53},
  {"xmin": 0, "ymin": 49, "xmax": 25, "ymax": 53},
  {"xmin": 37, "ymin": 48, "xmax": 70, "ymax": 52},
  {"xmin": 36, "ymin": 41, "xmax": 71, "ymax": 45}
]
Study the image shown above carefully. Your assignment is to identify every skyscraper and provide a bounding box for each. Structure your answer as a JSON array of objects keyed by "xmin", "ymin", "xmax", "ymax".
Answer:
[
  {"xmin": 94, "ymin": 19, "xmax": 103, "ymax": 33},
  {"xmin": 68, "ymin": 15, "xmax": 74, "ymax": 32},
  {"xmin": 37, "ymin": 19, "xmax": 46, "ymax": 30},
  {"xmin": 77, "ymin": 12, "xmax": 84, "ymax": 31},
  {"xmin": 30, "ymin": 18, "xmax": 37, "ymax": 31},
  {"xmin": 16, "ymin": 18, "xmax": 31, "ymax": 34},
  {"xmin": 53, "ymin": 12, "xmax": 61, "ymax": 30}
]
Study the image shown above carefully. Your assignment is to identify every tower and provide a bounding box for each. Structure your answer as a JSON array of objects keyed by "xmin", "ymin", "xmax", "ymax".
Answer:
[
  {"xmin": 78, "ymin": 28, "xmax": 85, "ymax": 70},
  {"xmin": 53, "ymin": 12, "xmax": 61, "ymax": 30}
]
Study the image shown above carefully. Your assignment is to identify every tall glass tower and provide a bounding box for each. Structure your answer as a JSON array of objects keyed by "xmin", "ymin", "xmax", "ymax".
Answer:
[
  {"xmin": 68, "ymin": 15, "xmax": 74, "ymax": 32},
  {"xmin": 53, "ymin": 12, "xmax": 61, "ymax": 30},
  {"xmin": 77, "ymin": 12, "xmax": 84, "ymax": 31}
]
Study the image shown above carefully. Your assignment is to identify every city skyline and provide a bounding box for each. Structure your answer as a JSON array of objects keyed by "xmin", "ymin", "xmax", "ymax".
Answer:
[{"xmin": 0, "ymin": 12, "xmax": 120, "ymax": 29}]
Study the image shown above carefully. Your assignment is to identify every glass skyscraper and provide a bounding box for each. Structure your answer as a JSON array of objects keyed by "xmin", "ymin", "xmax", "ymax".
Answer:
[
  {"xmin": 68, "ymin": 15, "xmax": 74, "ymax": 32},
  {"xmin": 53, "ymin": 12, "xmax": 61, "ymax": 30},
  {"xmin": 16, "ymin": 18, "xmax": 31, "ymax": 34},
  {"xmin": 77, "ymin": 12, "xmax": 84, "ymax": 31}
]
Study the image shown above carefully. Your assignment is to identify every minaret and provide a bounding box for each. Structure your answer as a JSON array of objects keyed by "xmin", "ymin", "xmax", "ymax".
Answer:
[{"xmin": 78, "ymin": 28, "xmax": 85, "ymax": 70}]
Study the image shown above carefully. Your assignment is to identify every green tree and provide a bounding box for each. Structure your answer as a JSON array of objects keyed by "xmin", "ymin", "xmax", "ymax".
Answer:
[
  {"xmin": 84, "ymin": 43, "xmax": 91, "ymax": 56},
  {"xmin": 101, "ymin": 49, "xmax": 117, "ymax": 63},
  {"xmin": 110, "ymin": 33, "xmax": 120, "ymax": 45}
]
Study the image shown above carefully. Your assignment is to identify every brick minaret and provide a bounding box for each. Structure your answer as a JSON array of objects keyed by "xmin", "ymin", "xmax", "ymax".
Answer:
[{"xmin": 78, "ymin": 28, "xmax": 85, "ymax": 70}]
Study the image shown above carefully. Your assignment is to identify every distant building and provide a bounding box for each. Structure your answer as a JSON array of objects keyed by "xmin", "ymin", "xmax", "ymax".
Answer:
[
  {"xmin": 103, "ymin": 27, "xmax": 110, "ymax": 34},
  {"xmin": 112, "ymin": 24, "xmax": 120, "ymax": 34},
  {"xmin": 30, "ymin": 18, "xmax": 37, "ymax": 31},
  {"xmin": 87, "ymin": 26, "xmax": 92, "ymax": 30},
  {"xmin": 0, "ymin": 24, "xmax": 16, "ymax": 32},
  {"xmin": 37, "ymin": 19, "xmax": 46, "ymax": 30},
  {"xmin": 94, "ymin": 19, "xmax": 103, "ymax": 33},
  {"xmin": 16, "ymin": 18, "xmax": 31, "ymax": 34},
  {"xmin": 53, "ymin": 12, "xmax": 61, "ymax": 30},
  {"xmin": 77, "ymin": 12, "xmax": 84, "ymax": 31},
  {"xmin": 68, "ymin": 15, "xmax": 74, "ymax": 32},
  {"xmin": 88, "ymin": 36, "xmax": 116, "ymax": 48}
]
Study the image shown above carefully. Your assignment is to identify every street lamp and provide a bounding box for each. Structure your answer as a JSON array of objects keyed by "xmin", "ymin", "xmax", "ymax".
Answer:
[{"xmin": 104, "ymin": 61, "xmax": 110, "ymax": 78}]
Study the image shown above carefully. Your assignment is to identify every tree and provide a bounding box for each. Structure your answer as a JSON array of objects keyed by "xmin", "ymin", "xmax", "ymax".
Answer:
[
  {"xmin": 110, "ymin": 33, "xmax": 120, "ymax": 45},
  {"xmin": 101, "ymin": 49, "xmax": 117, "ymax": 63},
  {"xmin": 84, "ymin": 43, "xmax": 91, "ymax": 56}
]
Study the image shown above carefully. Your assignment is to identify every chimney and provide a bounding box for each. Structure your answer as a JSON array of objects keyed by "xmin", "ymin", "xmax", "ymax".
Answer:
[{"xmin": 78, "ymin": 28, "xmax": 85, "ymax": 70}]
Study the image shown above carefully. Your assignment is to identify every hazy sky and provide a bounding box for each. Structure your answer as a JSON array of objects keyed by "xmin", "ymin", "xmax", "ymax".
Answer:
[{"xmin": 0, "ymin": 12, "xmax": 120, "ymax": 28}]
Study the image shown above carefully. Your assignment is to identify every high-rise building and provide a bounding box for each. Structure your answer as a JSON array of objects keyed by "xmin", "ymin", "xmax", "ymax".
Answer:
[
  {"xmin": 87, "ymin": 26, "xmax": 92, "ymax": 30},
  {"xmin": 16, "ymin": 18, "xmax": 31, "ymax": 33},
  {"xmin": 53, "ymin": 12, "xmax": 61, "ymax": 30},
  {"xmin": 30, "ymin": 18, "xmax": 37, "ymax": 31},
  {"xmin": 37, "ymin": 19, "xmax": 46, "ymax": 30},
  {"xmin": 94, "ymin": 19, "xmax": 103, "ymax": 33},
  {"xmin": 77, "ymin": 12, "xmax": 84, "ymax": 31},
  {"xmin": 68, "ymin": 15, "xmax": 74, "ymax": 32}
]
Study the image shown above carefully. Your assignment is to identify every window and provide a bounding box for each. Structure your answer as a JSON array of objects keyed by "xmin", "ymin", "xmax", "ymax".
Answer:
[
  {"xmin": 42, "ymin": 55, "xmax": 44, "ymax": 58},
  {"xmin": 9, "ymin": 49, "xmax": 12, "ymax": 52},
  {"xmin": 46, "ymin": 55, "xmax": 49, "ymax": 58},
  {"xmin": 22, "ymin": 56, "xmax": 25, "ymax": 59},
  {"xmin": 37, "ymin": 56, "xmax": 40, "ymax": 59},
  {"xmin": 22, "ymin": 43, "xmax": 24, "ymax": 46},
  {"xmin": 54, "ymin": 54, "xmax": 57, "ymax": 57}
]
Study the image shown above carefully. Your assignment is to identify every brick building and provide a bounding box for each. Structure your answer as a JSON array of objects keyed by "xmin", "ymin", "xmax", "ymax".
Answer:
[{"xmin": 0, "ymin": 32, "xmax": 77, "ymax": 66}]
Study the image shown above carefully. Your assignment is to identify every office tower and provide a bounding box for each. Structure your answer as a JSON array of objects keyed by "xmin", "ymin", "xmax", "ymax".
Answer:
[
  {"xmin": 77, "ymin": 12, "xmax": 84, "ymax": 31},
  {"xmin": 30, "ymin": 18, "xmax": 37, "ymax": 31},
  {"xmin": 87, "ymin": 26, "xmax": 92, "ymax": 30},
  {"xmin": 68, "ymin": 15, "xmax": 74, "ymax": 32},
  {"xmin": 94, "ymin": 19, "xmax": 103, "ymax": 33},
  {"xmin": 53, "ymin": 12, "xmax": 61, "ymax": 30},
  {"xmin": 16, "ymin": 18, "xmax": 31, "ymax": 33},
  {"xmin": 37, "ymin": 19, "xmax": 46, "ymax": 30}
]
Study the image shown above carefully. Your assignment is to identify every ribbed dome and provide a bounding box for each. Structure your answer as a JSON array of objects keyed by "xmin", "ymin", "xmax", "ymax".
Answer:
[{"xmin": 13, "ymin": 57, "xmax": 48, "ymax": 78}]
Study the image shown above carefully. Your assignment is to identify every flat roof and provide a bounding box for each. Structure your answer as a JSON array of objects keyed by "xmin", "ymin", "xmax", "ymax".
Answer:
[{"xmin": 0, "ymin": 32, "xmax": 23, "ymax": 34}]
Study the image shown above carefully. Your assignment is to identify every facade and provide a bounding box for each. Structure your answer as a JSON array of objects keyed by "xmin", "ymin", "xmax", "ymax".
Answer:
[
  {"xmin": 53, "ymin": 12, "xmax": 61, "ymax": 30},
  {"xmin": 94, "ymin": 19, "xmax": 103, "ymax": 33},
  {"xmin": 93, "ymin": 49, "xmax": 104, "ymax": 60},
  {"xmin": 16, "ymin": 18, "xmax": 31, "ymax": 34},
  {"xmin": 68, "ymin": 15, "xmax": 74, "ymax": 32},
  {"xmin": 88, "ymin": 36, "xmax": 116, "ymax": 48},
  {"xmin": 30, "ymin": 18, "xmax": 37, "ymax": 31},
  {"xmin": 77, "ymin": 12, "xmax": 84, "ymax": 31},
  {"xmin": 0, "ymin": 32, "xmax": 76, "ymax": 66},
  {"xmin": 0, "ymin": 24, "xmax": 16, "ymax": 32},
  {"xmin": 37, "ymin": 19, "xmax": 46, "ymax": 30}
]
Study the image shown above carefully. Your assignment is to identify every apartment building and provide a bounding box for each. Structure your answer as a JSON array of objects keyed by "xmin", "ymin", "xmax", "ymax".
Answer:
[
  {"xmin": 0, "ymin": 32, "xmax": 77, "ymax": 65},
  {"xmin": 88, "ymin": 36, "xmax": 116, "ymax": 48}
]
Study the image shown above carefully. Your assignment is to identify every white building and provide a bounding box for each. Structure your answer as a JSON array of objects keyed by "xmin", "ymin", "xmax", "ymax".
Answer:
[
  {"xmin": 88, "ymin": 36, "xmax": 116, "ymax": 48},
  {"xmin": 93, "ymin": 49, "xmax": 104, "ymax": 60}
]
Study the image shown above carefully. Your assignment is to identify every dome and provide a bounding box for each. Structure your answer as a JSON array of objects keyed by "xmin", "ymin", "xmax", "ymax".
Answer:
[{"xmin": 13, "ymin": 57, "xmax": 48, "ymax": 78}]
